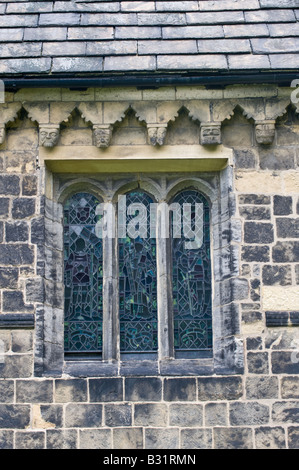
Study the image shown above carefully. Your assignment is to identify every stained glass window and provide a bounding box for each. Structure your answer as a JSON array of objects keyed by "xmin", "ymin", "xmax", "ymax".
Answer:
[
  {"xmin": 171, "ymin": 190, "xmax": 212, "ymax": 356},
  {"xmin": 118, "ymin": 191, "xmax": 158, "ymax": 354},
  {"xmin": 64, "ymin": 193, "xmax": 103, "ymax": 354}
]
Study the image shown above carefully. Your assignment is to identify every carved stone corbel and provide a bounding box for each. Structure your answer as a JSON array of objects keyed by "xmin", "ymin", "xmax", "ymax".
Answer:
[
  {"xmin": 200, "ymin": 122, "xmax": 222, "ymax": 146},
  {"xmin": 39, "ymin": 124, "xmax": 60, "ymax": 147},
  {"xmin": 0, "ymin": 124, "xmax": 6, "ymax": 144},
  {"xmin": 93, "ymin": 124, "xmax": 113, "ymax": 148},
  {"xmin": 147, "ymin": 125, "xmax": 167, "ymax": 146},
  {"xmin": 255, "ymin": 120, "xmax": 276, "ymax": 145}
]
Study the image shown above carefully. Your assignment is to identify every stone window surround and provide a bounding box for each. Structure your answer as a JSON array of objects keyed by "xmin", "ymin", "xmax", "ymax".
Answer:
[{"xmin": 34, "ymin": 164, "xmax": 244, "ymax": 378}]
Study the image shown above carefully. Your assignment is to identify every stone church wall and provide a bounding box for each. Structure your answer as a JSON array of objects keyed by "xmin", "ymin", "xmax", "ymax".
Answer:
[{"xmin": 0, "ymin": 84, "xmax": 299, "ymax": 449}]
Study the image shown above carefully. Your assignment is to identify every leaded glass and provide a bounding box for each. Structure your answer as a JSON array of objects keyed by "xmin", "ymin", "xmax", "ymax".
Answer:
[
  {"xmin": 172, "ymin": 190, "xmax": 212, "ymax": 354},
  {"xmin": 64, "ymin": 192, "xmax": 103, "ymax": 354},
  {"xmin": 119, "ymin": 191, "xmax": 158, "ymax": 353}
]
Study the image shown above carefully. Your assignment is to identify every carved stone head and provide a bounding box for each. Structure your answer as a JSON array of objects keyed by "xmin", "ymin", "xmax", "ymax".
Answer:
[
  {"xmin": 200, "ymin": 123, "xmax": 222, "ymax": 145},
  {"xmin": 0, "ymin": 125, "xmax": 6, "ymax": 145},
  {"xmin": 93, "ymin": 125, "xmax": 112, "ymax": 148},
  {"xmin": 255, "ymin": 122, "xmax": 275, "ymax": 145},
  {"xmin": 147, "ymin": 125, "xmax": 167, "ymax": 146},
  {"xmin": 39, "ymin": 125, "xmax": 60, "ymax": 147}
]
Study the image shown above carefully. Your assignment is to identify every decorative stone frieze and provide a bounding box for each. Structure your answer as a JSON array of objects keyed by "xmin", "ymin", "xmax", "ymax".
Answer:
[{"xmin": 39, "ymin": 124, "xmax": 60, "ymax": 148}]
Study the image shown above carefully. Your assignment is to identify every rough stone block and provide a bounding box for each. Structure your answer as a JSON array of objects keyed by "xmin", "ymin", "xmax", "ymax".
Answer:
[
  {"xmin": 273, "ymin": 196, "xmax": 294, "ymax": 216},
  {"xmin": 16, "ymin": 380, "xmax": 53, "ymax": 403},
  {"xmin": 89, "ymin": 378, "xmax": 123, "ymax": 402},
  {"xmin": 169, "ymin": 404, "xmax": 203, "ymax": 427},
  {"xmin": 205, "ymin": 403, "xmax": 227, "ymax": 426},
  {"xmin": 46, "ymin": 429, "xmax": 77, "ymax": 450},
  {"xmin": 244, "ymin": 222, "xmax": 274, "ymax": 244},
  {"xmin": 246, "ymin": 376, "xmax": 279, "ymax": 399},
  {"xmin": 55, "ymin": 379, "xmax": 88, "ymax": 403},
  {"xmin": 65, "ymin": 404, "xmax": 103, "ymax": 428},
  {"xmin": 272, "ymin": 401, "xmax": 299, "ymax": 424},
  {"xmin": 78, "ymin": 429, "xmax": 111, "ymax": 450},
  {"xmin": 255, "ymin": 427, "xmax": 286, "ymax": 449},
  {"xmin": 181, "ymin": 428, "xmax": 212, "ymax": 449},
  {"xmin": 3, "ymin": 291, "xmax": 33, "ymax": 313},
  {"xmin": 198, "ymin": 377, "xmax": 243, "ymax": 401},
  {"xmin": 0, "ymin": 381, "xmax": 14, "ymax": 403},
  {"xmin": 262, "ymin": 265, "xmax": 292, "ymax": 286},
  {"xmin": 213, "ymin": 427, "xmax": 253, "ymax": 449},
  {"xmin": 230, "ymin": 402, "xmax": 270, "ymax": 426},
  {"xmin": 15, "ymin": 431, "xmax": 45, "ymax": 449},
  {"xmin": 12, "ymin": 198, "xmax": 36, "ymax": 219},
  {"xmin": 144, "ymin": 428, "xmax": 179, "ymax": 449},
  {"xmin": 134, "ymin": 404, "xmax": 168, "ymax": 426},
  {"xmin": 239, "ymin": 206, "xmax": 271, "ymax": 220},
  {"xmin": 0, "ymin": 355, "xmax": 33, "ymax": 378},
  {"xmin": 0, "ymin": 267, "xmax": 18, "ymax": 288},
  {"xmin": 0, "ymin": 405, "xmax": 30, "ymax": 429},
  {"xmin": 6, "ymin": 221, "xmax": 29, "ymax": 242},
  {"xmin": 163, "ymin": 378, "xmax": 196, "ymax": 401},
  {"xmin": 273, "ymin": 241, "xmax": 299, "ymax": 262},
  {"xmin": 0, "ymin": 175, "xmax": 20, "ymax": 195},
  {"xmin": 0, "ymin": 430, "xmax": 13, "ymax": 449},
  {"xmin": 271, "ymin": 351, "xmax": 299, "ymax": 374},
  {"xmin": 125, "ymin": 377, "xmax": 162, "ymax": 402},
  {"xmin": 247, "ymin": 352, "xmax": 269, "ymax": 374},
  {"xmin": 11, "ymin": 331, "xmax": 33, "ymax": 354},
  {"xmin": 113, "ymin": 428, "xmax": 143, "ymax": 450},
  {"xmin": 288, "ymin": 427, "xmax": 299, "ymax": 449},
  {"xmin": 104, "ymin": 404, "xmax": 132, "ymax": 427},
  {"xmin": 242, "ymin": 245, "xmax": 270, "ymax": 262},
  {"xmin": 277, "ymin": 218, "xmax": 299, "ymax": 238}
]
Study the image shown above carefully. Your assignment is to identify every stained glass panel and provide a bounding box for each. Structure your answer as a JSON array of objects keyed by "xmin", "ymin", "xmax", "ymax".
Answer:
[
  {"xmin": 119, "ymin": 191, "xmax": 158, "ymax": 353},
  {"xmin": 172, "ymin": 190, "xmax": 212, "ymax": 353},
  {"xmin": 64, "ymin": 193, "xmax": 103, "ymax": 354}
]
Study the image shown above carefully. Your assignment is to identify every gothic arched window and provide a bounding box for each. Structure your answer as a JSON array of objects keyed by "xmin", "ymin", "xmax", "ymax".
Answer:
[
  {"xmin": 171, "ymin": 190, "xmax": 212, "ymax": 358},
  {"xmin": 63, "ymin": 192, "xmax": 103, "ymax": 356},
  {"xmin": 118, "ymin": 190, "xmax": 158, "ymax": 356}
]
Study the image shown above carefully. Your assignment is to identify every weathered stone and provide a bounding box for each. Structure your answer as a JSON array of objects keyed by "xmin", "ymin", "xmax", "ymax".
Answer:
[
  {"xmin": 272, "ymin": 241, "xmax": 299, "ymax": 262},
  {"xmin": 2, "ymin": 291, "xmax": 33, "ymax": 313},
  {"xmin": 255, "ymin": 427, "xmax": 286, "ymax": 449},
  {"xmin": 15, "ymin": 431, "xmax": 45, "ymax": 449},
  {"xmin": 276, "ymin": 218, "xmax": 299, "ymax": 238},
  {"xmin": 0, "ymin": 267, "xmax": 18, "ymax": 288},
  {"xmin": 12, "ymin": 198, "xmax": 35, "ymax": 219},
  {"xmin": 0, "ymin": 381, "xmax": 14, "ymax": 403},
  {"xmin": 145, "ymin": 428, "xmax": 179, "ymax": 449},
  {"xmin": 271, "ymin": 351, "xmax": 299, "ymax": 374},
  {"xmin": 55, "ymin": 379, "xmax": 88, "ymax": 403},
  {"xmin": 239, "ymin": 194, "xmax": 271, "ymax": 205},
  {"xmin": 246, "ymin": 336, "xmax": 263, "ymax": 351},
  {"xmin": 79, "ymin": 429, "xmax": 112, "ymax": 450},
  {"xmin": 89, "ymin": 378, "xmax": 122, "ymax": 402},
  {"xmin": 262, "ymin": 265, "xmax": 292, "ymax": 286},
  {"xmin": 104, "ymin": 404, "xmax": 131, "ymax": 427},
  {"xmin": 247, "ymin": 352, "xmax": 269, "ymax": 374},
  {"xmin": 22, "ymin": 175, "xmax": 38, "ymax": 196},
  {"xmin": 288, "ymin": 427, "xmax": 299, "ymax": 449},
  {"xmin": 0, "ymin": 355, "xmax": 33, "ymax": 378},
  {"xmin": 181, "ymin": 428, "xmax": 212, "ymax": 449},
  {"xmin": 65, "ymin": 404, "xmax": 103, "ymax": 428},
  {"xmin": 244, "ymin": 222, "xmax": 274, "ymax": 244},
  {"xmin": 113, "ymin": 428, "xmax": 143, "ymax": 450},
  {"xmin": 213, "ymin": 427, "xmax": 253, "ymax": 449},
  {"xmin": 242, "ymin": 245, "xmax": 270, "ymax": 263},
  {"xmin": 134, "ymin": 404, "xmax": 168, "ymax": 426},
  {"xmin": 0, "ymin": 175, "xmax": 20, "ymax": 195},
  {"xmin": 272, "ymin": 401, "xmax": 299, "ymax": 424},
  {"xmin": 230, "ymin": 402, "xmax": 270, "ymax": 426},
  {"xmin": 246, "ymin": 376, "xmax": 279, "ymax": 399},
  {"xmin": 6, "ymin": 221, "xmax": 29, "ymax": 242},
  {"xmin": 0, "ymin": 430, "xmax": 13, "ymax": 449},
  {"xmin": 125, "ymin": 378, "xmax": 162, "ymax": 402},
  {"xmin": 11, "ymin": 331, "xmax": 33, "ymax": 353},
  {"xmin": 169, "ymin": 404, "xmax": 203, "ymax": 427},
  {"xmin": 46, "ymin": 429, "xmax": 77, "ymax": 450},
  {"xmin": 0, "ymin": 405, "xmax": 30, "ymax": 429},
  {"xmin": 198, "ymin": 377, "xmax": 243, "ymax": 401},
  {"xmin": 239, "ymin": 206, "xmax": 271, "ymax": 220},
  {"xmin": 164, "ymin": 378, "xmax": 196, "ymax": 401},
  {"xmin": 16, "ymin": 380, "xmax": 53, "ymax": 403}
]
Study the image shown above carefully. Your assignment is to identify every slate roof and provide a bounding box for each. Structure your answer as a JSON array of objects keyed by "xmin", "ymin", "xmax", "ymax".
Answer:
[{"xmin": 1, "ymin": 0, "xmax": 299, "ymax": 82}]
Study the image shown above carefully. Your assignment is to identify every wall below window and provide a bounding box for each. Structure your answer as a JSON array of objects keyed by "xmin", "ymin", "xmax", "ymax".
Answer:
[{"xmin": 0, "ymin": 85, "xmax": 299, "ymax": 449}]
